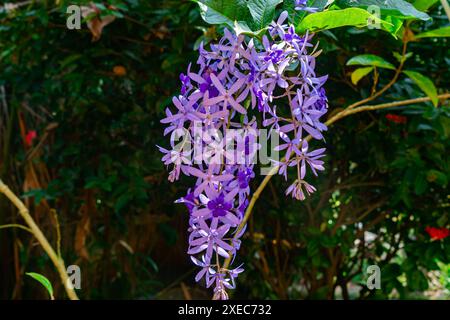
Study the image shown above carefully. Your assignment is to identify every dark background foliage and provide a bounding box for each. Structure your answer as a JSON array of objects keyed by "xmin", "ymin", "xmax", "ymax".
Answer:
[{"xmin": 0, "ymin": 0, "xmax": 448, "ymax": 299}]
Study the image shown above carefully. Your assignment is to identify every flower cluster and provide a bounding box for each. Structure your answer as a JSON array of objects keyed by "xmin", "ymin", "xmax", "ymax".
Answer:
[{"xmin": 159, "ymin": 12, "xmax": 328, "ymax": 299}]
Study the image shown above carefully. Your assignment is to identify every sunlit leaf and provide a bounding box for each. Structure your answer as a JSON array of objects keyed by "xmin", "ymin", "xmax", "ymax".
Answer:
[{"xmin": 297, "ymin": 8, "xmax": 390, "ymax": 33}]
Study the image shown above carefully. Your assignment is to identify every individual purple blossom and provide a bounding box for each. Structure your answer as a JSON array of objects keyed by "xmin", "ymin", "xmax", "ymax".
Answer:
[
  {"xmin": 188, "ymin": 218, "xmax": 233, "ymax": 262},
  {"xmin": 204, "ymin": 74, "xmax": 247, "ymax": 114}
]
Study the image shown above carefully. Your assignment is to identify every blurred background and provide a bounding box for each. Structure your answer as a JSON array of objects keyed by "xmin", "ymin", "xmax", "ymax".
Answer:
[{"xmin": 0, "ymin": 0, "xmax": 448, "ymax": 300}]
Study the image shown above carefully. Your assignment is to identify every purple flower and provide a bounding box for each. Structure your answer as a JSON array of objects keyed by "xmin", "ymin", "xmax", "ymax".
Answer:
[
  {"xmin": 204, "ymin": 74, "xmax": 247, "ymax": 114},
  {"xmin": 188, "ymin": 218, "xmax": 234, "ymax": 262},
  {"xmin": 207, "ymin": 193, "xmax": 232, "ymax": 217},
  {"xmin": 193, "ymin": 189, "xmax": 241, "ymax": 226}
]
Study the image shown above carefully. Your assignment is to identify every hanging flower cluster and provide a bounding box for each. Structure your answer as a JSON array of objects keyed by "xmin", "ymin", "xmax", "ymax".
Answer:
[{"xmin": 159, "ymin": 12, "xmax": 328, "ymax": 299}]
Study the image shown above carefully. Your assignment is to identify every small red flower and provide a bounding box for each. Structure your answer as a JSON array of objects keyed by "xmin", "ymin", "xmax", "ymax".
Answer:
[
  {"xmin": 425, "ymin": 226, "xmax": 450, "ymax": 240},
  {"xmin": 25, "ymin": 130, "xmax": 37, "ymax": 147},
  {"xmin": 386, "ymin": 113, "xmax": 407, "ymax": 124}
]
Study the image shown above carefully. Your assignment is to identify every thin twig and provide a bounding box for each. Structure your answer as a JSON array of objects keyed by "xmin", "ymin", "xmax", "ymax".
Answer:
[{"xmin": 0, "ymin": 223, "xmax": 33, "ymax": 233}]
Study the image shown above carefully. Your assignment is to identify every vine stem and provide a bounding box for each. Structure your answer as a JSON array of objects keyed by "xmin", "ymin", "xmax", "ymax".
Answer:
[
  {"xmin": 0, "ymin": 179, "xmax": 79, "ymax": 300},
  {"xmin": 0, "ymin": 223, "xmax": 32, "ymax": 233},
  {"xmin": 222, "ymin": 93, "xmax": 450, "ymax": 270}
]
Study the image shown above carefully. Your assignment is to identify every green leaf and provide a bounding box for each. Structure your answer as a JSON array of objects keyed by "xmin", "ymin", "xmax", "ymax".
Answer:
[
  {"xmin": 297, "ymin": 8, "xmax": 389, "ymax": 33},
  {"xmin": 26, "ymin": 272, "xmax": 54, "ymax": 299},
  {"xmin": 413, "ymin": 0, "xmax": 440, "ymax": 11},
  {"xmin": 335, "ymin": 0, "xmax": 430, "ymax": 21},
  {"xmin": 247, "ymin": 0, "xmax": 282, "ymax": 30},
  {"xmin": 403, "ymin": 70, "xmax": 438, "ymax": 107},
  {"xmin": 415, "ymin": 26, "xmax": 450, "ymax": 39},
  {"xmin": 347, "ymin": 54, "xmax": 396, "ymax": 70},
  {"xmin": 351, "ymin": 66, "xmax": 374, "ymax": 85},
  {"xmin": 192, "ymin": 0, "xmax": 251, "ymax": 28}
]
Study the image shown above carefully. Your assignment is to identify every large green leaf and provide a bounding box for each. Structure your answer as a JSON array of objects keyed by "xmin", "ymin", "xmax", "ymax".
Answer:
[
  {"xmin": 247, "ymin": 0, "xmax": 282, "ymax": 30},
  {"xmin": 297, "ymin": 8, "xmax": 388, "ymax": 33},
  {"xmin": 415, "ymin": 26, "xmax": 450, "ymax": 39},
  {"xmin": 192, "ymin": 0, "xmax": 250, "ymax": 27},
  {"xmin": 412, "ymin": 0, "xmax": 440, "ymax": 11},
  {"xmin": 26, "ymin": 272, "xmax": 54, "ymax": 299},
  {"xmin": 351, "ymin": 66, "xmax": 374, "ymax": 85},
  {"xmin": 403, "ymin": 70, "xmax": 438, "ymax": 107},
  {"xmin": 336, "ymin": 0, "xmax": 430, "ymax": 21},
  {"xmin": 347, "ymin": 54, "xmax": 396, "ymax": 70}
]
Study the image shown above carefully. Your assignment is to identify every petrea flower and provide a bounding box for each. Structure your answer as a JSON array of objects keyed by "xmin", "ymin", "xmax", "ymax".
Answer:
[
  {"xmin": 188, "ymin": 218, "xmax": 233, "ymax": 262},
  {"xmin": 204, "ymin": 74, "xmax": 247, "ymax": 114}
]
